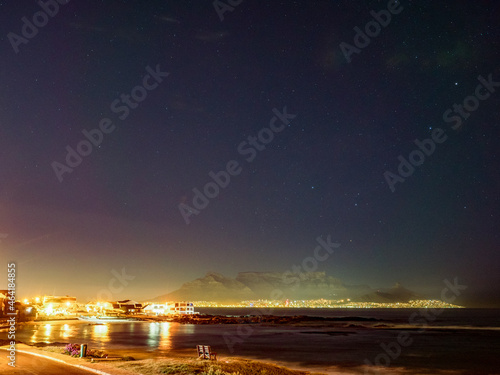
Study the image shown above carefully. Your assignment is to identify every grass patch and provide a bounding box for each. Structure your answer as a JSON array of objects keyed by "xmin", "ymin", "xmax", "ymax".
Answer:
[
  {"xmin": 112, "ymin": 357, "xmax": 320, "ymax": 375},
  {"xmin": 156, "ymin": 363, "xmax": 193, "ymax": 374},
  {"xmin": 30, "ymin": 346, "xmax": 324, "ymax": 374},
  {"xmin": 115, "ymin": 359, "xmax": 202, "ymax": 375}
]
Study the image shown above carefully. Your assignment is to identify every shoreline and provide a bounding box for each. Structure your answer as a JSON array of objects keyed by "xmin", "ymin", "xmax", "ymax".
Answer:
[
  {"xmin": 2, "ymin": 343, "xmax": 348, "ymax": 375},
  {"xmin": 3, "ymin": 313, "xmax": 496, "ymax": 374},
  {"xmin": 1, "ymin": 341, "xmax": 467, "ymax": 375},
  {"xmin": 1, "ymin": 341, "xmax": 341, "ymax": 373},
  {"xmin": 136, "ymin": 313, "xmax": 383, "ymax": 325}
]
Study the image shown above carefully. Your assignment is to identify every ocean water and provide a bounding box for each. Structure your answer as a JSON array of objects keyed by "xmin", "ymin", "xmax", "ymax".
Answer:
[{"xmin": 6, "ymin": 308, "xmax": 500, "ymax": 374}]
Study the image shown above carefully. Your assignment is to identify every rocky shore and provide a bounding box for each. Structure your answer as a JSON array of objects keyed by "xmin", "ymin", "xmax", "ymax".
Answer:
[{"xmin": 138, "ymin": 313, "xmax": 381, "ymax": 325}]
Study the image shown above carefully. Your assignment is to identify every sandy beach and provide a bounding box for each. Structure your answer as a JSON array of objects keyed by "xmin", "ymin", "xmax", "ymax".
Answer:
[
  {"xmin": 2, "ymin": 343, "xmax": 349, "ymax": 375},
  {"xmin": 2, "ymin": 341, "xmax": 471, "ymax": 375}
]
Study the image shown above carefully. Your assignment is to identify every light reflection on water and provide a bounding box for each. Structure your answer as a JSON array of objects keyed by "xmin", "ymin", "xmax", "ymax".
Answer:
[
  {"xmin": 160, "ymin": 322, "xmax": 172, "ymax": 348},
  {"xmin": 19, "ymin": 321, "xmax": 175, "ymax": 349},
  {"xmin": 61, "ymin": 323, "xmax": 70, "ymax": 339},
  {"xmin": 91, "ymin": 324, "xmax": 110, "ymax": 344},
  {"xmin": 148, "ymin": 322, "xmax": 172, "ymax": 349},
  {"xmin": 44, "ymin": 323, "xmax": 51, "ymax": 342},
  {"xmin": 30, "ymin": 322, "xmax": 76, "ymax": 343}
]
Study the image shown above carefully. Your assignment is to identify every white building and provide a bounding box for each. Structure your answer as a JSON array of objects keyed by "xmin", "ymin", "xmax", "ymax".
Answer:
[
  {"xmin": 143, "ymin": 301, "xmax": 195, "ymax": 315},
  {"xmin": 174, "ymin": 302, "xmax": 195, "ymax": 314}
]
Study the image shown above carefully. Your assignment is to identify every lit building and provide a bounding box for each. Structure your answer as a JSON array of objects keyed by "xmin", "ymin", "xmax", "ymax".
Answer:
[
  {"xmin": 143, "ymin": 301, "xmax": 196, "ymax": 315},
  {"xmin": 85, "ymin": 301, "xmax": 114, "ymax": 314},
  {"xmin": 112, "ymin": 300, "xmax": 144, "ymax": 315},
  {"xmin": 173, "ymin": 302, "xmax": 195, "ymax": 314},
  {"xmin": 39, "ymin": 295, "xmax": 78, "ymax": 316},
  {"xmin": 143, "ymin": 303, "xmax": 172, "ymax": 315}
]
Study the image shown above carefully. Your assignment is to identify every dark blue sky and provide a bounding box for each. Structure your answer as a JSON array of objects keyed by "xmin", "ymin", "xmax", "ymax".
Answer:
[{"xmin": 0, "ymin": 0, "xmax": 499, "ymax": 306}]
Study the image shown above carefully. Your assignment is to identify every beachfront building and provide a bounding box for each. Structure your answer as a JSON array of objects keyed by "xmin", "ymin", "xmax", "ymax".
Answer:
[
  {"xmin": 85, "ymin": 301, "xmax": 115, "ymax": 315},
  {"xmin": 173, "ymin": 302, "xmax": 195, "ymax": 314},
  {"xmin": 143, "ymin": 303, "xmax": 173, "ymax": 316},
  {"xmin": 38, "ymin": 295, "xmax": 78, "ymax": 316},
  {"xmin": 112, "ymin": 299, "xmax": 144, "ymax": 315},
  {"xmin": 143, "ymin": 301, "xmax": 196, "ymax": 315}
]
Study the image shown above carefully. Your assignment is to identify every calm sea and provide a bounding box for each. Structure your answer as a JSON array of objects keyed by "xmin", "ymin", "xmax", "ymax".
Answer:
[{"xmin": 6, "ymin": 308, "xmax": 500, "ymax": 374}]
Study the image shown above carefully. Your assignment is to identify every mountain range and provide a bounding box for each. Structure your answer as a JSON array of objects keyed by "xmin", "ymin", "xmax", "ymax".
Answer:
[{"xmin": 150, "ymin": 272, "xmax": 422, "ymax": 303}]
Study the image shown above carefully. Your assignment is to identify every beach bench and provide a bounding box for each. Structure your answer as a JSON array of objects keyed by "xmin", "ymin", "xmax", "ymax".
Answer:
[{"xmin": 197, "ymin": 345, "xmax": 217, "ymax": 360}]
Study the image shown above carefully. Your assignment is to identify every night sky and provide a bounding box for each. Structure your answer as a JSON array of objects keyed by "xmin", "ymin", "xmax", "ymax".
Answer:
[{"xmin": 1, "ymin": 0, "xmax": 499, "ymax": 306}]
